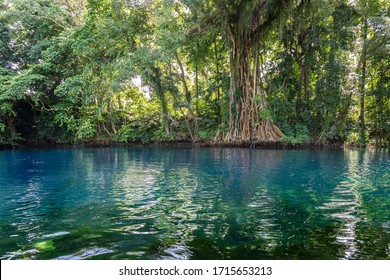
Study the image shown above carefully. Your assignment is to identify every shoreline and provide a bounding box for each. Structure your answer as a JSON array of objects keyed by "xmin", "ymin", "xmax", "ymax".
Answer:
[{"xmin": 1, "ymin": 139, "xmax": 370, "ymax": 151}]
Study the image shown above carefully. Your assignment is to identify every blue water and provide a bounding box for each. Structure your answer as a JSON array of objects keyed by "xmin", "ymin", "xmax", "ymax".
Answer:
[{"xmin": 0, "ymin": 147, "xmax": 389, "ymax": 259}]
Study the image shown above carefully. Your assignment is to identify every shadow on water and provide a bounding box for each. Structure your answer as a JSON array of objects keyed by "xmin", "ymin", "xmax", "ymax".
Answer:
[{"xmin": 0, "ymin": 147, "xmax": 389, "ymax": 259}]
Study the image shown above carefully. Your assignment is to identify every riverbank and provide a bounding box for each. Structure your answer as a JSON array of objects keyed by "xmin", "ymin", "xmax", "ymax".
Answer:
[{"xmin": 1, "ymin": 138, "xmax": 351, "ymax": 150}]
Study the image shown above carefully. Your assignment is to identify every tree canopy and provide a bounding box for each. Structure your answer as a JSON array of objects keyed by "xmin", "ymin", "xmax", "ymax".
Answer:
[{"xmin": 0, "ymin": 0, "xmax": 389, "ymax": 147}]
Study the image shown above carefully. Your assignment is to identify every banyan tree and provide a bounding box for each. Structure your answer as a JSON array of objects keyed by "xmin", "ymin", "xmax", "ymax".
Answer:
[
  {"xmin": 191, "ymin": 0, "xmax": 295, "ymax": 142},
  {"xmin": 225, "ymin": 0, "xmax": 290, "ymax": 142}
]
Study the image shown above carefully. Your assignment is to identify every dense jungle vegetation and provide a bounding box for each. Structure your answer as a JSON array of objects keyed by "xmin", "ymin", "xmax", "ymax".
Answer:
[{"xmin": 0, "ymin": 0, "xmax": 389, "ymax": 147}]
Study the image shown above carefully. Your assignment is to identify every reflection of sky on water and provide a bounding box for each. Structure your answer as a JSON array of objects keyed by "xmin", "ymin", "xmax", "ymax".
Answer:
[{"xmin": 320, "ymin": 180, "xmax": 360, "ymax": 259}]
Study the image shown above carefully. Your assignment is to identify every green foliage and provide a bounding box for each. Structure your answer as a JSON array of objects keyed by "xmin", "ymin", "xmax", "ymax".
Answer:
[
  {"xmin": 198, "ymin": 129, "xmax": 217, "ymax": 141},
  {"xmin": 281, "ymin": 124, "xmax": 311, "ymax": 145},
  {"xmin": 259, "ymin": 108, "xmax": 272, "ymax": 120},
  {"xmin": 34, "ymin": 240, "xmax": 55, "ymax": 251},
  {"xmin": 0, "ymin": 0, "xmax": 388, "ymax": 147},
  {"xmin": 0, "ymin": 121, "xmax": 22, "ymax": 146},
  {"xmin": 76, "ymin": 119, "xmax": 96, "ymax": 140},
  {"xmin": 115, "ymin": 111, "xmax": 161, "ymax": 144}
]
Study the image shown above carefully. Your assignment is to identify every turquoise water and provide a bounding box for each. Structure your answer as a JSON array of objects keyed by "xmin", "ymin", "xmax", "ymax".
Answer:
[{"xmin": 0, "ymin": 147, "xmax": 389, "ymax": 260}]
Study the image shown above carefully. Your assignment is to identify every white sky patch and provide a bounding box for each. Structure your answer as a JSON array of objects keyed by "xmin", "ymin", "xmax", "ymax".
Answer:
[
  {"xmin": 132, "ymin": 76, "xmax": 151, "ymax": 100},
  {"xmin": 348, "ymin": 0, "xmax": 356, "ymax": 6}
]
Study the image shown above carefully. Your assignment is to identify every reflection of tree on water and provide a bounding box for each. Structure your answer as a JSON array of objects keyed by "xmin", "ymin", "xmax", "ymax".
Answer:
[
  {"xmin": 350, "ymin": 149, "xmax": 390, "ymax": 259},
  {"xmin": 149, "ymin": 167, "xmax": 201, "ymax": 259},
  {"xmin": 320, "ymin": 182, "xmax": 360, "ymax": 259},
  {"xmin": 1, "ymin": 147, "xmax": 389, "ymax": 259},
  {"xmin": 111, "ymin": 148, "xmax": 388, "ymax": 259},
  {"xmin": 238, "ymin": 150, "xmax": 362, "ymax": 259},
  {"xmin": 97, "ymin": 148, "xmax": 390, "ymax": 259},
  {"xmin": 216, "ymin": 149, "xmax": 283, "ymax": 257},
  {"xmin": 175, "ymin": 148, "xmax": 289, "ymax": 259},
  {"xmin": 320, "ymin": 149, "xmax": 368, "ymax": 259},
  {"xmin": 319, "ymin": 149, "xmax": 390, "ymax": 259},
  {"xmin": 108, "ymin": 148, "xmax": 202, "ymax": 259}
]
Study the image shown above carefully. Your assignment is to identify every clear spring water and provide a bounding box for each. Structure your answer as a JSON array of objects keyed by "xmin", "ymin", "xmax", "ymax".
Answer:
[{"xmin": 0, "ymin": 147, "xmax": 389, "ymax": 260}]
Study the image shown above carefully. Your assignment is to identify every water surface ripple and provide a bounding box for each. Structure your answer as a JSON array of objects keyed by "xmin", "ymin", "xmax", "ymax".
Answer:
[{"xmin": 0, "ymin": 147, "xmax": 389, "ymax": 259}]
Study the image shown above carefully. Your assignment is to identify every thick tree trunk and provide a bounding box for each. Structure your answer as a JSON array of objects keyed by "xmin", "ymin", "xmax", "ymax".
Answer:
[
  {"xmin": 214, "ymin": 38, "xmax": 221, "ymax": 122},
  {"xmin": 151, "ymin": 67, "xmax": 171, "ymax": 135},
  {"xmin": 221, "ymin": 0, "xmax": 288, "ymax": 142},
  {"xmin": 175, "ymin": 51, "xmax": 198, "ymax": 141},
  {"xmin": 226, "ymin": 31, "xmax": 283, "ymax": 142},
  {"xmin": 359, "ymin": 15, "xmax": 368, "ymax": 145},
  {"xmin": 296, "ymin": 27, "xmax": 310, "ymax": 119}
]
